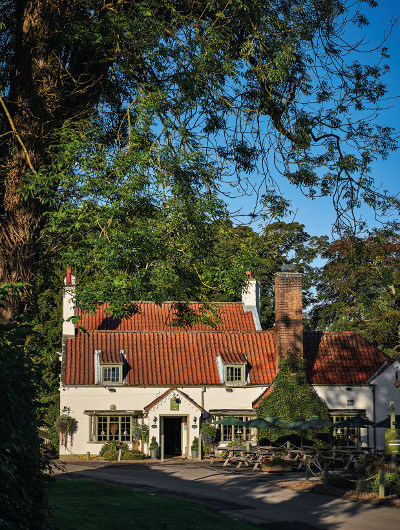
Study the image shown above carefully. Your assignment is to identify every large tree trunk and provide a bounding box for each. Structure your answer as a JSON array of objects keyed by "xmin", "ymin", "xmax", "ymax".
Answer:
[{"xmin": 0, "ymin": 0, "xmax": 111, "ymax": 317}]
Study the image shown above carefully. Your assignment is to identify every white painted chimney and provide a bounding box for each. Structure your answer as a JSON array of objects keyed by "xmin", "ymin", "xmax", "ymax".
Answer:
[
  {"xmin": 242, "ymin": 272, "xmax": 261, "ymax": 330},
  {"xmin": 62, "ymin": 267, "xmax": 76, "ymax": 339}
]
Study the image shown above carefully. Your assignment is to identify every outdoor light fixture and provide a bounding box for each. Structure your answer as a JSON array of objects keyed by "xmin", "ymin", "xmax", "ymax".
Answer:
[
  {"xmin": 193, "ymin": 417, "xmax": 197, "ymax": 424},
  {"xmin": 153, "ymin": 416, "xmax": 158, "ymax": 423}
]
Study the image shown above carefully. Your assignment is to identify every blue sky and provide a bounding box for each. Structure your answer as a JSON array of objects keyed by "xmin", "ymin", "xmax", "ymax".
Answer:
[{"xmin": 228, "ymin": 1, "xmax": 400, "ymax": 239}]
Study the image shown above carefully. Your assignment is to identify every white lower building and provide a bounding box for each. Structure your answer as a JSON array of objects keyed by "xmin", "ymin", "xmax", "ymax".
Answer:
[{"xmin": 59, "ymin": 270, "xmax": 400, "ymax": 457}]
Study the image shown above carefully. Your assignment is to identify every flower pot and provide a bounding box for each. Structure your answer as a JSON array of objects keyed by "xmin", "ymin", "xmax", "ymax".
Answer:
[
  {"xmin": 191, "ymin": 450, "xmax": 198, "ymax": 459},
  {"xmin": 150, "ymin": 448, "xmax": 158, "ymax": 459}
]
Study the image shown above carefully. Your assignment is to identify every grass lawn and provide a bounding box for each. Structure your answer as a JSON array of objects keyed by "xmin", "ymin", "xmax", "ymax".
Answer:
[{"xmin": 49, "ymin": 479, "xmax": 259, "ymax": 529}]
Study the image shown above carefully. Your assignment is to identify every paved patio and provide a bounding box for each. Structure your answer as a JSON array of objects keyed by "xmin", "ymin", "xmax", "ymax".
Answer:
[{"xmin": 52, "ymin": 459, "xmax": 399, "ymax": 529}]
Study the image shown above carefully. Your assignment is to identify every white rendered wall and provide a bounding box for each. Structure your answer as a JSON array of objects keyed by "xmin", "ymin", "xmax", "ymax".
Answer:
[
  {"xmin": 370, "ymin": 361, "xmax": 400, "ymax": 450},
  {"xmin": 59, "ymin": 384, "xmax": 267, "ymax": 457},
  {"xmin": 313, "ymin": 385, "xmax": 373, "ymax": 447},
  {"xmin": 60, "ymin": 377, "xmax": 397, "ymax": 455}
]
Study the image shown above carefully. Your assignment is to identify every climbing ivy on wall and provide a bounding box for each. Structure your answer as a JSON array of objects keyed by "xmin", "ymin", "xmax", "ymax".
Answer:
[{"xmin": 257, "ymin": 350, "xmax": 331, "ymax": 445}]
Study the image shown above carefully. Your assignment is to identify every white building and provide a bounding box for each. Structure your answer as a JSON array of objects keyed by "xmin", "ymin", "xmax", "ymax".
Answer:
[{"xmin": 59, "ymin": 269, "xmax": 400, "ymax": 457}]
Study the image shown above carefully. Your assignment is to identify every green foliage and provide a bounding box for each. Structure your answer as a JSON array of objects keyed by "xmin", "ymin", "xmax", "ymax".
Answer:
[
  {"xmin": 100, "ymin": 441, "xmax": 148, "ymax": 460},
  {"xmin": 191, "ymin": 437, "xmax": 199, "ymax": 451},
  {"xmin": 205, "ymin": 220, "xmax": 327, "ymax": 328},
  {"xmin": 371, "ymin": 470, "xmax": 400, "ymax": 496},
  {"xmin": 100, "ymin": 443, "xmax": 147, "ymax": 461},
  {"xmin": 132, "ymin": 423, "xmax": 149, "ymax": 443},
  {"xmin": 257, "ymin": 350, "xmax": 331, "ymax": 445},
  {"xmin": 227, "ymin": 439, "xmax": 245, "ymax": 448},
  {"xmin": 311, "ymin": 228, "xmax": 400, "ymax": 358},
  {"xmin": 268, "ymin": 456, "xmax": 287, "ymax": 467},
  {"xmin": 200, "ymin": 423, "xmax": 217, "ymax": 456},
  {"xmin": 120, "ymin": 450, "xmax": 147, "ymax": 461},
  {"xmin": 0, "ymin": 284, "xmax": 52, "ymax": 529},
  {"xmin": 1, "ymin": 0, "xmax": 397, "ymax": 320},
  {"xmin": 100, "ymin": 441, "xmax": 128, "ymax": 455},
  {"xmin": 149, "ymin": 436, "xmax": 158, "ymax": 451}
]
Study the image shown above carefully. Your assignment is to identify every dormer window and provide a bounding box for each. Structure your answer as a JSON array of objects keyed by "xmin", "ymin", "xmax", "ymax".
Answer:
[
  {"xmin": 101, "ymin": 364, "xmax": 123, "ymax": 384},
  {"xmin": 225, "ymin": 363, "xmax": 246, "ymax": 385}
]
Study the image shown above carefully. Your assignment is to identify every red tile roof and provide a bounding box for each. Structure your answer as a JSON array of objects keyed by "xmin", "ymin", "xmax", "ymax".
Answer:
[
  {"xmin": 63, "ymin": 304, "xmax": 393, "ymax": 388},
  {"xmin": 303, "ymin": 331, "xmax": 393, "ymax": 385},
  {"xmin": 77, "ymin": 302, "xmax": 256, "ymax": 332},
  {"xmin": 100, "ymin": 350, "xmax": 124, "ymax": 364},
  {"xmin": 63, "ymin": 330, "xmax": 276, "ymax": 386}
]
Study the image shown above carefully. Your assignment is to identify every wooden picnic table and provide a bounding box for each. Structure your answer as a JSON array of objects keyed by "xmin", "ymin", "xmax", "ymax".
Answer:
[
  {"xmin": 214, "ymin": 446, "xmax": 273, "ymax": 470},
  {"xmin": 331, "ymin": 448, "xmax": 364, "ymax": 470},
  {"xmin": 284, "ymin": 449, "xmax": 318, "ymax": 471}
]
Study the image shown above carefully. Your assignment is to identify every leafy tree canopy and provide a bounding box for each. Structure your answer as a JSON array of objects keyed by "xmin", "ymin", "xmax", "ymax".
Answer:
[
  {"xmin": 0, "ymin": 0, "xmax": 398, "ymax": 318},
  {"xmin": 206, "ymin": 220, "xmax": 328, "ymax": 328},
  {"xmin": 311, "ymin": 226, "xmax": 400, "ymax": 358}
]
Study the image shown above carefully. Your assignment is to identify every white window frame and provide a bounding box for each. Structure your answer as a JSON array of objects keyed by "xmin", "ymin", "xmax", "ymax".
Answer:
[
  {"xmin": 101, "ymin": 363, "xmax": 123, "ymax": 384},
  {"xmin": 89, "ymin": 415, "xmax": 133, "ymax": 443},
  {"xmin": 224, "ymin": 363, "xmax": 246, "ymax": 385},
  {"xmin": 331, "ymin": 412, "xmax": 360, "ymax": 442},
  {"xmin": 213, "ymin": 415, "xmax": 255, "ymax": 442}
]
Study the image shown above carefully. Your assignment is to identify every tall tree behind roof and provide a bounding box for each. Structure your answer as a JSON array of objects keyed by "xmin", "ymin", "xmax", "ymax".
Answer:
[
  {"xmin": 310, "ymin": 226, "xmax": 400, "ymax": 358},
  {"xmin": 0, "ymin": 0, "xmax": 397, "ymax": 317}
]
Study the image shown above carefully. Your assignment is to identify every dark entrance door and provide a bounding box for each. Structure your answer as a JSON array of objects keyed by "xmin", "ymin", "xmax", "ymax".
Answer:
[{"xmin": 163, "ymin": 417, "xmax": 182, "ymax": 456}]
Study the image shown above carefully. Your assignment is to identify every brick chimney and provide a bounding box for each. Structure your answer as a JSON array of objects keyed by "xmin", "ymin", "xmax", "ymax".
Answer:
[{"xmin": 274, "ymin": 265, "xmax": 303, "ymax": 370}]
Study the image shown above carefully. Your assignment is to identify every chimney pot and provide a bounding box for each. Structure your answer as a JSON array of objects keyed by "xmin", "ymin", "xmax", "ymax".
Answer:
[{"xmin": 66, "ymin": 267, "xmax": 72, "ymax": 285}]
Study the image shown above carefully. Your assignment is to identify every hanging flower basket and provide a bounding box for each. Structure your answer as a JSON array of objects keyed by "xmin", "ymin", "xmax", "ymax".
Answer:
[
  {"xmin": 132, "ymin": 423, "xmax": 149, "ymax": 443},
  {"xmin": 55, "ymin": 414, "xmax": 75, "ymax": 447}
]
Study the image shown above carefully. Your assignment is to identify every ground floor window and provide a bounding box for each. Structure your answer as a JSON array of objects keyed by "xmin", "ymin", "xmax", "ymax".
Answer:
[
  {"xmin": 89, "ymin": 415, "xmax": 133, "ymax": 443},
  {"xmin": 212, "ymin": 415, "xmax": 255, "ymax": 442},
  {"xmin": 330, "ymin": 413, "xmax": 360, "ymax": 444}
]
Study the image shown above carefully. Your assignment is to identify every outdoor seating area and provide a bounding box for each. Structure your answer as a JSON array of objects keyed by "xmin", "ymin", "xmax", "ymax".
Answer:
[
  {"xmin": 208, "ymin": 443, "xmax": 374, "ymax": 475},
  {"xmin": 206, "ymin": 414, "xmax": 397, "ymax": 475}
]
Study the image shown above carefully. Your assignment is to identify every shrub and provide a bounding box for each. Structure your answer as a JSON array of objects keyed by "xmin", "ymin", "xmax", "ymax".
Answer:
[
  {"xmin": 268, "ymin": 456, "xmax": 287, "ymax": 467},
  {"xmin": 371, "ymin": 470, "xmax": 400, "ymax": 496},
  {"xmin": 191, "ymin": 437, "xmax": 199, "ymax": 451},
  {"xmin": 121, "ymin": 450, "xmax": 147, "ymax": 460},
  {"xmin": 0, "ymin": 284, "xmax": 52, "ymax": 529},
  {"xmin": 227, "ymin": 438, "xmax": 245, "ymax": 448},
  {"xmin": 149, "ymin": 436, "xmax": 158, "ymax": 451},
  {"xmin": 99, "ymin": 441, "xmax": 128, "ymax": 456}
]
